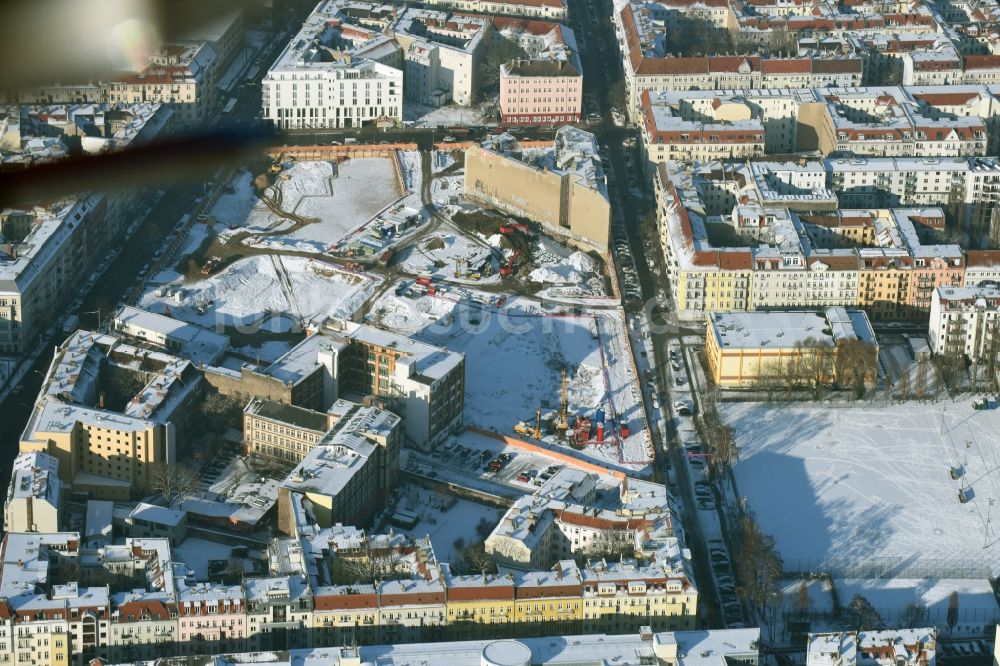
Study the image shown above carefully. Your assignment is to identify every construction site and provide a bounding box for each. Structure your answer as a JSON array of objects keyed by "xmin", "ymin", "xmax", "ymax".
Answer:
[{"xmin": 128, "ymin": 140, "xmax": 647, "ymax": 478}]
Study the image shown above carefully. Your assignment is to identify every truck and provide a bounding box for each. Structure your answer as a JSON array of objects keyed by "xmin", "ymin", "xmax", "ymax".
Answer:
[
  {"xmin": 62, "ymin": 314, "xmax": 80, "ymax": 336},
  {"xmin": 415, "ymin": 276, "xmax": 433, "ymax": 287}
]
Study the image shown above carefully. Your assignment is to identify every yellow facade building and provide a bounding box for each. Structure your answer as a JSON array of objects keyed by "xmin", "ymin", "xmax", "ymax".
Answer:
[{"xmin": 706, "ymin": 307, "xmax": 878, "ymax": 387}]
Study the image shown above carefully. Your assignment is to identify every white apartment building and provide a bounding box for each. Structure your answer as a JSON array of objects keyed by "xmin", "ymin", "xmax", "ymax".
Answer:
[
  {"xmin": 420, "ymin": 0, "xmax": 567, "ymax": 19},
  {"xmin": 929, "ymin": 285, "xmax": 1000, "ymax": 361},
  {"xmin": 391, "ymin": 9, "xmax": 490, "ymax": 107},
  {"xmin": 4, "ymin": 452, "xmax": 60, "ymax": 533},
  {"xmin": 263, "ymin": 51, "xmax": 402, "ymax": 130}
]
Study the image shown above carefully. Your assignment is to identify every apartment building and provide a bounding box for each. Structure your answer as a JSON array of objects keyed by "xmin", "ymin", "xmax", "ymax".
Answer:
[
  {"xmin": 964, "ymin": 250, "xmax": 1000, "ymax": 287},
  {"xmin": 705, "ymin": 307, "xmax": 878, "ymax": 386},
  {"xmin": 928, "ymin": 285, "xmax": 1000, "ymax": 361},
  {"xmin": 244, "ymin": 399, "xmax": 330, "ymax": 462},
  {"xmin": 613, "ymin": 1, "xmax": 864, "ymax": 119},
  {"xmin": 277, "ymin": 399, "xmax": 401, "ymax": 529},
  {"xmin": 653, "ymin": 157, "xmax": 993, "ymax": 319},
  {"xmin": 496, "ymin": 19, "xmax": 582, "ymax": 125},
  {"xmin": 0, "ymin": 104, "xmax": 172, "ymax": 356},
  {"xmin": 263, "ymin": 0, "xmax": 493, "ymax": 124},
  {"xmin": 179, "ymin": 9, "xmax": 245, "ymax": 72},
  {"xmin": 639, "ymin": 86, "xmax": 1000, "ymax": 168},
  {"xmin": 1, "ymin": 532, "xmax": 101, "ymax": 664},
  {"xmin": 0, "ymin": 481, "xmax": 707, "ymax": 663},
  {"xmin": 640, "ymin": 90, "xmax": 772, "ymax": 164},
  {"xmin": 244, "ymin": 577, "xmax": 313, "ymax": 652},
  {"xmin": 106, "ymin": 42, "xmax": 220, "ymax": 127},
  {"xmin": 134, "ymin": 628, "xmax": 759, "ymax": 666},
  {"xmin": 262, "ymin": 9, "xmax": 403, "ymax": 130},
  {"xmin": 213, "ymin": 318, "xmax": 463, "ymax": 449},
  {"xmin": 420, "ymin": 0, "xmax": 568, "ymax": 19},
  {"xmin": 391, "ymin": 9, "xmax": 490, "ymax": 107},
  {"xmin": 4, "ymin": 451, "xmax": 61, "ymax": 533},
  {"xmin": 483, "ymin": 468, "xmax": 697, "ymax": 629},
  {"xmin": 814, "ymin": 88, "xmax": 988, "ymax": 157},
  {"xmin": 807, "ymin": 629, "xmax": 936, "ymax": 666},
  {"xmin": 465, "ymin": 126, "xmax": 611, "ymax": 251},
  {"xmin": 174, "ymin": 583, "xmax": 248, "ymax": 656},
  {"xmin": 19, "ymin": 331, "xmax": 197, "ymax": 500}
]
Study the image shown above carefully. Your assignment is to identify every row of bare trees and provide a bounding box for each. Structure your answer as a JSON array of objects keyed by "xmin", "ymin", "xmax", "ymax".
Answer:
[
  {"xmin": 753, "ymin": 339, "xmax": 877, "ymax": 400},
  {"xmin": 695, "ymin": 392, "xmax": 737, "ymax": 480},
  {"xmin": 734, "ymin": 515, "xmax": 783, "ymax": 641}
]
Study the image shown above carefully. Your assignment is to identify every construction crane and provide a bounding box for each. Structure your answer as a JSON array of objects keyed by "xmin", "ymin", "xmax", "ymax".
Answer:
[
  {"xmin": 555, "ymin": 369, "xmax": 570, "ymax": 431},
  {"xmin": 454, "ymin": 258, "xmax": 466, "ymax": 278}
]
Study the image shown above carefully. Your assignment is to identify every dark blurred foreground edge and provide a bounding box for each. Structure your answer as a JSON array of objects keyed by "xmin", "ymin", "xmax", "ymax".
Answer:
[{"xmin": 0, "ymin": 124, "xmax": 279, "ymax": 208}]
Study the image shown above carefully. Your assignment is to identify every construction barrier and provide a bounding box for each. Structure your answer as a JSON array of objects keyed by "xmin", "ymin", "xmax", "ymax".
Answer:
[
  {"xmin": 467, "ymin": 426, "xmax": 625, "ymax": 480},
  {"xmin": 266, "ymin": 143, "xmax": 419, "ymax": 160}
]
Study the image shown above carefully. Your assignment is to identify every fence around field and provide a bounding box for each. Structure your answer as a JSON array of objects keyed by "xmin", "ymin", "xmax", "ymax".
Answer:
[{"xmin": 781, "ymin": 556, "xmax": 994, "ymax": 580}]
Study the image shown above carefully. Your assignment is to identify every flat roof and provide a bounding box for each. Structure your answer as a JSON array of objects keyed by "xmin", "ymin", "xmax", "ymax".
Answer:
[
  {"xmin": 709, "ymin": 308, "xmax": 875, "ymax": 350},
  {"xmin": 246, "ymin": 398, "xmax": 329, "ymax": 433},
  {"xmin": 114, "ymin": 305, "xmax": 230, "ymax": 366},
  {"xmin": 186, "ymin": 628, "xmax": 760, "ymax": 666}
]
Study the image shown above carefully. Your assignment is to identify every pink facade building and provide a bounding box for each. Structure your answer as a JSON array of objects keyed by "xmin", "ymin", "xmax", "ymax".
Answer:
[
  {"xmin": 500, "ymin": 60, "xmax": 583, "ymax": 125},
  {"xmin": 176, "ymin": 584, "xmax": 247, "ymax": 655},
  {"xmin": 495, "ymin": 19, "xmax": 583, "ymax": 125}
]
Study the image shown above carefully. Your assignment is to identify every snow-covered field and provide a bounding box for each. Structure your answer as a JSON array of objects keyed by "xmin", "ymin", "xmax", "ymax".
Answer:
[
  {"xmin": 382, "ymin": 485, "xmax": 504, "ymax": 563},
  {"xmin": 725, "ymin": 401, "xmax": 1000, "ymax": 576},
  {"xmin": 403, "ymin": 103, "xmax": 487, "ymax": 127},
  {"xmin": 835, "ymin": 578, "xmax": 998, "ymax": 631},
  {"xmin": 140, "ymin": 255, "xmax": 380, "ymax": 331},
  {"xmin": 210, "ymin": 170, "xmax": 288, "ymax": 234},
  {"xmin": 369, "ymin": 285, "xmax": 652, "ymax": 473},
  {"xmin": 277, "ymin": 158, "xmax": 401, "ymax": 251},
  {"xmin": 431, "ymin": 175, "xmax": 464, "ymax": 207},
  {"xmin": 207, "ymin": 160, "xmax": 403, "ymax": 254}
]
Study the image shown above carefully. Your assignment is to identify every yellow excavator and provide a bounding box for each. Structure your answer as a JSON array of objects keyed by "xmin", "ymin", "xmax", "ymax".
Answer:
[{"xmin": 514, "ymin": 409, "xmax": 543, "ymax": 439}]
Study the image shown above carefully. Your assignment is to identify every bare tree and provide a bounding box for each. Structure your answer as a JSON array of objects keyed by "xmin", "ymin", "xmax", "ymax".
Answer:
[
  {"xmin": 478, "ymin": 35, "xmax": 528, "ymax": 93},
  {"xmin": 845, "ymin": 594, "xmax": 884, "ymax": 632},
  {"xmin": 914, "ymin": 356, "xmax": 930, "ymax": 400},
  {"xmin": 696, "ymin": 393, "xmax": 737, "ymax": 478},
  {"xmin": 946, "ymin": 591, "xmax": 960, "ymax": 632},
  {"xmin": 800, "ymin": 337, "xmax": 835, "ymax": 399},
  {"xmin": 583, "ymin": 530, "xmax": 635, "ymax": 563},
  {"xmin": 329, "ymin": 534, "xmax": 407, "ymax": 586},
  {"xmin": 456, "ymin": 542, "xmax": 498, "ymax": 575},
  {"xmin": 735, "ymin": 515, "xmax": 783, "ymax": 640},
  {"xmin": 151, "ymin": 463, "xmax": 199, "ymax": 504},
  {"xmin": 795, "ymin": 580, "xmax": 811, "ymax": 619},
  {"xmin": 900, "ymin": 601, "xmax": 927, "ymax": 629},
  {"xmin": 933, "ymin": 351, "xmax": 965, "ymax": 396},
  {"xmin": 896, "ymin": 365, "xmax": 912, "ymax": 401},
  {"xmin": 835, "ymin": 340, "xmax": 878, "ymax": 399},
  {"xmin": 753, "ymin": 358, "xmax": 784, "ymax": 401},
  {"xmin": 778, "ymin": 349, "xmax": 807, "ymax": 400}
]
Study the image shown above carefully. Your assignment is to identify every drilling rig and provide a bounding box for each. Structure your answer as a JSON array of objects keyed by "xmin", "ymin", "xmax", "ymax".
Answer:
[{"xmin": 555, "ymin": 369, "xmax": 570, "ymax": 431}]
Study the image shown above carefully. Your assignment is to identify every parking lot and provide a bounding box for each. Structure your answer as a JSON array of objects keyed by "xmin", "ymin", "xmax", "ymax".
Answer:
[{"xmin": 406, "ymin": 430, "xmax": 620, "ymax": 496}]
